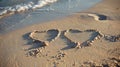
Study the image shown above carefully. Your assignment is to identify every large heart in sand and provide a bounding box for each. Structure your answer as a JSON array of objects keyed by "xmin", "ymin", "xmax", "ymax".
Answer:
[{"xmin": 64, "ymin": 29, "xmax": 103, "ymax": 48}]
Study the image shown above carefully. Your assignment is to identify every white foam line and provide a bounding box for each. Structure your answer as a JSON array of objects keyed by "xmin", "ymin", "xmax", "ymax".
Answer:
[{"xmin": 0, "ymin": 0, "xmax": 58, "ymax": 16}]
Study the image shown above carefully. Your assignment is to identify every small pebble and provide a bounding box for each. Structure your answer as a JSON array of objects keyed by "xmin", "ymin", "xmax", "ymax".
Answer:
[
  {"xmin": 94, "ymin": 37, "xmax": 98, "ymax": 40},
  {"xmin": 90, "ymin": 40, "xmax": 94, "ymax": 43},
  {"xmin": 43, "ymin": 41, "xmax": 49, "ymax": 46}
]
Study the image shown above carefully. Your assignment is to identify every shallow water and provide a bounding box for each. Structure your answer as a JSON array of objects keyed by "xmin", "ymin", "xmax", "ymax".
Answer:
[{"xmin": 0, "ymin": 0, "xmax": 101, "ymax": 34}]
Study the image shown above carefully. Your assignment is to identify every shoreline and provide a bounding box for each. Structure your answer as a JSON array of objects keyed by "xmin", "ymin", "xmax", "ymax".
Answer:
[
  {"xmin": 0, "ymin": 0, "xmax": 102, "ymax": 34},
  {"xmin": 0, "ymin": 0, "xmax": 120, "ymax": 67}
]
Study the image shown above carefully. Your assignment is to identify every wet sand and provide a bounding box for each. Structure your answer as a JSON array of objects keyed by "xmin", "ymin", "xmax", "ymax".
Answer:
[{"xmin": 0, "ymin": 0, "xmax": 120, "ymax": 67}]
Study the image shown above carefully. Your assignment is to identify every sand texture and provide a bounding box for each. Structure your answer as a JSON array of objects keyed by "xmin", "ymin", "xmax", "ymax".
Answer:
[{"xmin": 0, "ymin": 0, "xmax": 120, "ymax": 67}]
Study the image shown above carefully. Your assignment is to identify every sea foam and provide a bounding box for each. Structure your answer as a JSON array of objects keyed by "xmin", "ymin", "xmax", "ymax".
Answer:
[{"xmin": 0, "ymin": 0, "xmax": 58, "ymax": 16}]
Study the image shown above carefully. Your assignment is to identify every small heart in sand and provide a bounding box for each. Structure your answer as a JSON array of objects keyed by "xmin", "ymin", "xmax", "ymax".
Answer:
[{"xmin": 29, "ymin": 29, "xmax": 60, "ymax": 43}]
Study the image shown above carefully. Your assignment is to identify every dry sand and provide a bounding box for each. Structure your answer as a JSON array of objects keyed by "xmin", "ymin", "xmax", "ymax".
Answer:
[{"xmin": 0, "ymin": 0, "xmax": 120, "ymax": 67}]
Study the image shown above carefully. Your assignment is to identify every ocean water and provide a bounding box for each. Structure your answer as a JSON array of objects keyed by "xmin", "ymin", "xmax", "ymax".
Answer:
[{"xmin": 0, "ymin": 0, "xmax": 101, "ymax": 33}]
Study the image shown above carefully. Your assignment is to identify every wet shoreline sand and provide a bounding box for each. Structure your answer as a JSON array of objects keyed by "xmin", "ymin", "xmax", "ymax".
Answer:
[
  {"xmin": 0, "ymin": 0, "xmax": 102, "ymax": 34},
  {"xmin": 0, "ymin": 0, "xmax": 120, "ymax": 67}
]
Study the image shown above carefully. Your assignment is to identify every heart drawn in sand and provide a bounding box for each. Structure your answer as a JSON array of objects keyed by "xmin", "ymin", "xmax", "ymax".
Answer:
[
  {"xmin": 29, "ymin": 29, "xmax": 60, "ymax": 42},
  {"xmin": 25, "ymin": 29, "xmax": 119, "ymax": 57},
  {"xmin": 25, "ymin": 29, "xmax": 104, "ymax": 56},
  {"xmin": 26, "ymin": 29, "xmax": 60, "ymax": 56},
  {"xmin": 63, "ymin": 29, "xmax": 103, "ymax": 48},
  {"xmin": 29, "ymin": 29, "xmax": 103, "ymax": 48}
]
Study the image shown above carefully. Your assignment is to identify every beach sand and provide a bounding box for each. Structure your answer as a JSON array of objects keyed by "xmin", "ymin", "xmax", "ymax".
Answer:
[{"xmin": 0, "ymin": 0, "xmax": 120, "ymax": 67}]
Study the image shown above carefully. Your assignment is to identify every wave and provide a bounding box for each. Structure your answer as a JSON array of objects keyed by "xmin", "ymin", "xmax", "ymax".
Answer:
[{"xmin": 0, "ymin": 0, "xmax": 58, "ymax": 17}]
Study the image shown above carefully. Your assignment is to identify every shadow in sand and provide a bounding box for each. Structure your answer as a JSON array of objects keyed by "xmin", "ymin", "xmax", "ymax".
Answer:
[
  {"xmin": 60, "ymin": 30, "xmax": 76, "ymax": 50},
  {"xmin": 80, "ymin": 31, "xmax": 100, "ymax": 47},
  {"xmin": 69, "ymin": 29, "xmax": 82, "ymax": 33},
  {"xmin": 27, "ymin": 40, "xmax": 45, "ymax": 50},
  {"xmin": 22, "ymin": 32, "xmax": 33, "ymax": 45},
  {"xmin": 97, "ymin": 14, "xmax": 107, "ymax": 20},
  {"xmin": 104, "ymin": 35, "xmax": 120, "ymax": 42},
  {"xmin": 89, "ymin": 31, "xmax": 99, "ymax": 40},
  {"xmin": 23, "ymin": 32, "xmax": 45, "ymax": 50},
  {"xmin": 46, "ymin": 29, "xmax": 59, "ymax": 41}
]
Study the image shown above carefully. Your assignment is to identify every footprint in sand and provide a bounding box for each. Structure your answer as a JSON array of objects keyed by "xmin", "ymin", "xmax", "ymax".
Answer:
[
  {"xmin": 87, "ymin": 13, "xmax": 108, "ymax": 21},
  {"xmin": 80, "ymin": 12, "xmax": 109, "ymax": 21}
]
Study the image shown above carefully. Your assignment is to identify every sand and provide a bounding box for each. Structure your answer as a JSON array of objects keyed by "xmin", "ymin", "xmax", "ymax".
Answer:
[{"xmin": 0, "ymin": 0, "xmax": 120, "ymax": 67}]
